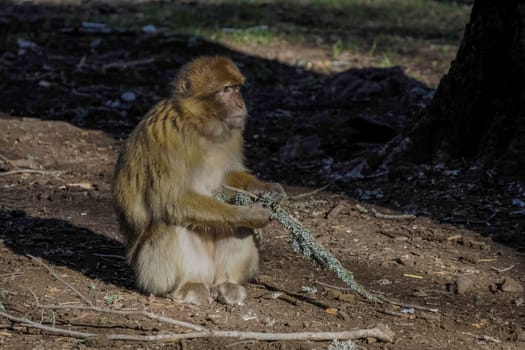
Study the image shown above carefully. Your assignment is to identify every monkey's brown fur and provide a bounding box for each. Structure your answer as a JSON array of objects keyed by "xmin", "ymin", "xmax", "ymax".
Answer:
[{"xmin": 112, "ymin": 56, "xmax": 283, "ymax": 305}]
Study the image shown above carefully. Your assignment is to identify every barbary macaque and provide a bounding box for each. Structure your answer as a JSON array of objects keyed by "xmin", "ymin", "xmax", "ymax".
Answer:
[{"xmin": 112, "ymin": 56, "xmax": 284, "ymax": 305}]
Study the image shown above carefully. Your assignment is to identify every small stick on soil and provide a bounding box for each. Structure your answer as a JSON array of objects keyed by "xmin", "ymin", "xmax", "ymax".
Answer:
[
  {"xmin": 326, "ymin": 201, "xmax": 346, "ymax": 219},
  {"xmin": 355, "ymin": 204, "xmax": 415, "ymax": 220},
  {"xmin": 446, "ymin": 234, "xmax": 462, "ymax": 241},
  {"xmin": 38, "ymin": 304, "xmax": 205, "ymax": 331},
  {"xmin": 102, "ymin": 57, "xmax": 155, "ymax": 71},
  {"xmin": 379, "ymin": 297, "xmax": 438, "ymax": 313},
  {"xmin": 355, "ymin": 204, "xmax": 369, "ymax": 214},
  {"xmin": 370, "ymin": 208, "xmax": 416, "ymax": 220},
  {"xmin": 315, "ymin": 280, "xmax": 352, "ymax": 291},
  {"xmin": 92, "ymin": 253, "xmax": 127, "ymax": 260},
  {"xmin": 0, "ymin": 310, "xmax": 395, "ymax": 342},
  {"xmin": 315, "ymin": 281, "xmax": 438, "ymax": 313},
  {"xmin": 0, "ymin": 169, "xmax": 63, "ymax": 177},
  {"xmin": 27, "ymin": 255, "xmax": 94, "ymax": 306},
  {"xmin": 489, "ymin": 264, "xmax": 515, "ymax": 273},
  {"xmin": 289, "ymin": 183, "xmax": 332, "ymax": 200},
  {"xmin": 462, "ymin": 331, "xmax": 501, "ymax": 343}
]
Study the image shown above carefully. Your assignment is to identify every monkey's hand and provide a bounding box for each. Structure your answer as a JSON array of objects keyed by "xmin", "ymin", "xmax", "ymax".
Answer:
[
  {"xmin": 240, "ymin": 203, "xmax": 272, "ymax": 228},
  {"xmin": 224, "ymin": 171, "xmax": 286, "ymax": 202},
  {"xmin": 250, "ymin": 182, "xmax": 286, "ymax": 202}
]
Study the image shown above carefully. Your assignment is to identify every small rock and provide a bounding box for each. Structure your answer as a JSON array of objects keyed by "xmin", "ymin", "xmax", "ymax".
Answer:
[
  {"xmin": 241, "ymin": 309, "xmax": 257, "ymax": 321},
  {"xmin": 329, "ymin": 290, "xmax": 355, "ymax": 303},
  {"xmin": 395, "ymin": 254, "xmax": 412, "ymax": 265},
  {"xmin": 17, "ymin": 38, "xmax": 37, "ymax": 49},
  {"xmin": 459, "ymin": 253, "xmax": 480, "ymax": 264},
  {"xmin": 121, "ymin": 91, "xmax": 137, "ymax": 102},
  {"xmin": 38, "ymin": 80, "xmax": 51, "ymax": 88},
  {"xmin": 513, "ymin": 297, "xmax": 524, "ymax": 306},
  {"xmin": 142, "ymin": 24, "xmax": 157, "ymax": 33},
  {"xmin": 81, "ymin": 21, "xmax": 111, "ymax": 33},
  {"xmin": 366, "ymin": 337, "xmax": 378, "ymax": 344},
  {"xmin": 512, "ymin": 198, "xmax": 525, "ymax": 208},
  {"xmin": 501, "ymin": 278, "xmax": 524, "ymax": 293},
  {"xmin": 325, "ymin": 308, "xmax": 338, "ymax": 316},
  {"xmin": 456, "ymin": 276, "xmax": 474, "ymax": 295}
]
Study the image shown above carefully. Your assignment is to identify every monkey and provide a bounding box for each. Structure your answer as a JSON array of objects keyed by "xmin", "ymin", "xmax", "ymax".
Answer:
[{"xmin": 112, "ymin": 56, "xmax": 285, "ymax": 305}]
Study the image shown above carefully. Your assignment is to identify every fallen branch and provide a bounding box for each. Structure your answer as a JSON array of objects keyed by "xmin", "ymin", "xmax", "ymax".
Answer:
[
  {"xmin": 370, "ymin": 208, "xmax": 416, "ymax": 220},
  {"xmin": 289, "ymin": 183, "xmax": 333, "ymax": 200},
  {"xmin": 27, "ymin": 255, "xmax": 94, "ymax": 306},
  {"xmin": 315, "ymin": 281, "xmax": 438, "ymax": 312},
  {"xmin": 0, "ymin": 310, "xmax": 394, "ymax": 342},
  {"xmin": 489, "ymin": 264, "xmax": 515, "ymax": 273},
  {"xmin": 462, "ymin": 331, "xmax": 501, "ymax": 344},
  {"xmin": 0, "ymin": 169, "xmax": 63, "ymax": 177},
  {"xmin": 355, "ymin": 204, "xmax": 415, "ymax": 220},
  {"xmin": 38, "ymin": 304, "xmax": 205, "ymax": 332},
  {"xmin": 102, "ymin": 58, "xmax": 155, "ymax": 71}
]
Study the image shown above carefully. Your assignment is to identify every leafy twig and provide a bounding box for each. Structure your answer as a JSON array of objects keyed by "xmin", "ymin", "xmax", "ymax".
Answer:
[{"xmin": 223, "ymin": 189, "xmax": 379, "ymax": 302}]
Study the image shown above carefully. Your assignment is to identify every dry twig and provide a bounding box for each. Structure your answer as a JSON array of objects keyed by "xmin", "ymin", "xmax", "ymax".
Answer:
[
  {"xmin": 462, "ymin": 331, "xmax": 501, "ymax": 343},
  {"xmin": 102, "ymin": 58, "xmax": 155, "ymax": 71},
  {"xmin": 0, "ymin": 169, "xmax": 62, "ymax": 177},
  {"xmin": 27, "ymin": 254, "xmax": 94, "ymax": 306},
  {"xmin": 355, "ymin": 204, "xmax": 415, "ymax": 220},
  {"xmin": 490, "ymin": 264, "xmax": 515, "ymax": 273},
  {"xmin": 315, "ymin": 281, "xmax": 438, "ymax": 313},
  {"xmin": 0, "ymin": 310, "xmax": 395, "ymax": 342},
  {"xmin": 38, "ymin": 304, "xmax": 205, "ymax": 331},
  {"xmin": 11, "ymin": 257, "xmax": 395, "ymax": 343},
  {"xmin": 289, "ymin": 183, "xmax": 332, "ymax": 200}
]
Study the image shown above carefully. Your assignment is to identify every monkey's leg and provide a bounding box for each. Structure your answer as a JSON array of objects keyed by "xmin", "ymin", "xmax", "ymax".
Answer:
[
  {"xmin": 211, "ymin": 228, "xmax": 259, "ymax": 305},
  {"xmin": 132, "ymin": 225, "xmax": 215, "ymax": 304}
]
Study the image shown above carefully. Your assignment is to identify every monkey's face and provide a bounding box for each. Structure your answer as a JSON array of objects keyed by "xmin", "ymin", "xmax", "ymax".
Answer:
[{"xmin": 215, "ymin": 84, "xmax": 247, "ymax": 130}]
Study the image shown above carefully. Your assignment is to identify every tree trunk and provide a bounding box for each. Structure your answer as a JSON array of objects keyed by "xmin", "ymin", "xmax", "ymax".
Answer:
[{"xmin": 408, "ymin": 0, "xmax": 525, "ymax": 176}]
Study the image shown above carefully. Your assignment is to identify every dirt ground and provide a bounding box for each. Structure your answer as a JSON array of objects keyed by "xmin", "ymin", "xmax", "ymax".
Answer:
[{"xmin": 1, "ymin": 1, "xmax": 524, "ymax": 349}]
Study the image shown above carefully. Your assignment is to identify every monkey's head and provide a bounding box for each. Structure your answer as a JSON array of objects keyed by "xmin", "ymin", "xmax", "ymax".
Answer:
[{"xmin": 173, "ymin": 56, "xmax": 248, "ymax": 133}]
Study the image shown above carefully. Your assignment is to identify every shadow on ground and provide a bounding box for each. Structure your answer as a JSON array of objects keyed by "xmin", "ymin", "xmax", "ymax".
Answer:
[
  {"xmin": 0, "ymin": 0, "xmax": 522, "ymax": 250},
  {"xmin": 0, "ymin": 209, "xmax": 134, "ymax": 289}
]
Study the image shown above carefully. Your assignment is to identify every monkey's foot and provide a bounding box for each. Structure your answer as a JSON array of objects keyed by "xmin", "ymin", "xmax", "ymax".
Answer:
[
  {"xmin": 173, "ymin": 282, "xmax": 212, "ymax": 305},
  {"xmin": 211, "ymin": 282, "xmax": 247, "ymax": 305}
]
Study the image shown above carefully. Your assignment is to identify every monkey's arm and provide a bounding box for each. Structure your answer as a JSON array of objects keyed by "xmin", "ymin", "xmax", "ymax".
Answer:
[
  {"xmin": 174, "ymin": 191, "xmax": 270, "ymax": 229},
  {"xmin": 224, "ymin": 171, "xmax": 285, "ymax": 199}
]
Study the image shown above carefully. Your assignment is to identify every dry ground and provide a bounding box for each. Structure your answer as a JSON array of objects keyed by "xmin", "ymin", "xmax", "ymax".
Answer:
[{"xmin": 0, "ymin": 117, "xmax": 524, "ymax": 350}]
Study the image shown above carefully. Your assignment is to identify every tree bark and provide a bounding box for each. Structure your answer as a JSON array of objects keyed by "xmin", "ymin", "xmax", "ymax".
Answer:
[{"xmin": 408, "ymin": 0, "xmax": 525, "ymax": 176}]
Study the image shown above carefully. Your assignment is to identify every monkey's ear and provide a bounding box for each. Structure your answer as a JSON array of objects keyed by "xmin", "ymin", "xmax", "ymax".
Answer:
[{"xmin": 174, "ymin": 78, "xmax": 192, "ymax": 97}]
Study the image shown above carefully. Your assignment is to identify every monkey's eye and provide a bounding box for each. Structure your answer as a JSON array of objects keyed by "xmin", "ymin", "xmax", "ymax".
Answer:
[{"xmin": 222, "ymin": 86, "xmax": 232, "ymax": 93}]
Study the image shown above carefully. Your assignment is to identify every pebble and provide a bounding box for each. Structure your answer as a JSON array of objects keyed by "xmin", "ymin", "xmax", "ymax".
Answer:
[
  {"xmin": 121, "ymin": 91, "xmax": 137, "ymax": 102},
  {"xmin": 142, "ymin": 24, "xmax": 157, "ymax": 33},
  {"xmin": 395, "ymin": 254, "xmax": 412, "ymax": 265},
  {"xmin": 501, "ymin": 278, "xmax": 524, "ymax": 293},
  {"xmin": 456, "ymin": 276, "xmax": 474, "ymax": 294},
  {"xmin": 17, "ymin": 38, "xmax": 37, "ymax": 49}
]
